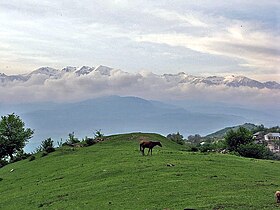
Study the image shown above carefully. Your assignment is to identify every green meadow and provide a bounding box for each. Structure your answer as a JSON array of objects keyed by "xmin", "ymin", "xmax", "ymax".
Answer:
[{"xmin": 0, "ymin": 133, "xmax": 280, "ymax": 209}]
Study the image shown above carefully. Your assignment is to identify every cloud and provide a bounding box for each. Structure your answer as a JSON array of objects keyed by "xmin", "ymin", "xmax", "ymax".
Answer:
[
  {"xmin": 0, "ymin": 69, "xmax": 279, "ymax": 111},
  {"xmin": 145, "ymin": 8, "xmax": 209, "ymax": 28},
  {"xmin": 135, "ymin": 21, "xmax": 279, "ymax": 75},
  {"xmin": 0, "ymin": 0, "xmax": 279, "ymax": 81}
]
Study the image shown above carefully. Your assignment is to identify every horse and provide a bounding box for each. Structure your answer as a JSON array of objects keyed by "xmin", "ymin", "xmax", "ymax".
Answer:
[{"xmin": 139, "ymin": 140, "xmax": 162, "ymax": 156}]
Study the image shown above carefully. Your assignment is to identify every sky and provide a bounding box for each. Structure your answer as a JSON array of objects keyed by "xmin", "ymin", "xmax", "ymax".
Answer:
[{"xmin": 0, "ymin": 0, "xmax": 279, "ymax": 82}]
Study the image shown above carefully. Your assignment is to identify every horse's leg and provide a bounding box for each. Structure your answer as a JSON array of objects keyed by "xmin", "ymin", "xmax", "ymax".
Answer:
[
  {"xmin": 151, "ymin": 148, "xmax": 152, "ymax": 155},
  {"xmin": 148, "ymin": 148, "xmax": 151, "ymax": 155},
  {"xmin": 142, "ymin": 148, "xmax": 145, "ymax": 156}
]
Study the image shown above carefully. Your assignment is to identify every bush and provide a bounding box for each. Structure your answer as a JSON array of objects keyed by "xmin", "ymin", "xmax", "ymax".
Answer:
[
  {"xmin": 85, "ymin": 137, "xmax": 96, "ymax": 146},
  {"xmin": 225, "ymin": 127, "xmax": 253, "ymax": 152},
  {"xmin": 10, "ymin": 150, "xmax": 31, "ymax": 163},
  {"xmin": 41, "ymin": 152, "xmax": 48, "ymax": 157},
  {"xmin": 167, "ymin": 132, "xmax": 185, "ymax": 145},
  {"xmin": 0, "ymin": 159, "xmax": 8, "ymax": 168},
  {"xmin": 29, "ymin": 155, "xmax": 36, "ymax": 161},
  {"xmin": 45, "ymin": 146, "xmax": 55, "ymax": 153},
  {"xmin": 68, "ymin": 132, "xmax": 80, "ymax": 144},
  {"xmin": 237, "ymin": 143, "xmax": 273, "ymax": 159},
  {"xmin": 190, "ymin": 146, "xmax": 199, "ymax": 152},
  {"xmin": 199, "ymin": 142, "xmax": 216, "ymax": 153},
  {"xmin": 94, "ymin": 129, "xmax": 104, "ymax": 138},
  {"xmin": 41, "ymin": 138, "xmax": 55, "ymax": 153}
]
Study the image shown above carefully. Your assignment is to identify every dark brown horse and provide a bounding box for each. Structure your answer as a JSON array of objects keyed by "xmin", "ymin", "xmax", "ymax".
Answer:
[{"xmin": 139, "ymin": 140, "xmax": 162, "ymax": 155}]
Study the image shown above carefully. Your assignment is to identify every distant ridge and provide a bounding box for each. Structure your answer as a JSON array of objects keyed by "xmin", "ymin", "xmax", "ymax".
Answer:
[{"xmin": 205, "ymin": 123, "xmax": 259, "ymax": 138}]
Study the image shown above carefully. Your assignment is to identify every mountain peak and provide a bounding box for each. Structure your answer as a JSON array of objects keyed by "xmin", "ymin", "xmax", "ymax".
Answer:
[
  {"xmin": 94, "ymin": 65, "xmax": 113, "ymax": 76},
  {"xmin": 75, "ymin": 66, "xmax": 94, "ymax": 76},
  {"xmin": 29, "ymin": 67, "xmax": 59, "ymax": 76},
  {"xmin": 62, "ymin": 66, "xmax": 77, "ymax": 73}
]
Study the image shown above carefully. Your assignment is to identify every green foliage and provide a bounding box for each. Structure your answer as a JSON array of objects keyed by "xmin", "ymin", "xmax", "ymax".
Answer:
[
  {"xmin": 167, "ymin": 132, "xmax": 185, "ymax": 145},
  {"xmin": 41, "ymin": 151, "xmax": 48, "ymax": 157},
  {"xmin": 273, "ymin": 140, "xmax": 280, "ymax": 147},
  {"xmin": 94, "ymin": 129, "xmax": 104, "ymax": 138},
  {"xmin": 252, "ymin": 124, "xmax": 280, "ymax": 134},
  {"xmin": 0, "ymin": 113, "xmax": 34, "ymax": 160},
  {"xmin": 84, "ymin": 137, "xmax": 96, "ymax": 146},
  {"xmin": 237, "ymin": 143, "xmax": 273, "ymax": 159},
  {"xmin": 225, "ymin": 127, "xmax": 253, "ymax": 152},
  {"xmin": 67, "ymin": 132, "xmax": 80, "ymax": 144},
  {"xmin": 0, "ymin": 159, "xmax": 8, "ymax": 168},
  {"xmin": 11, "ymin": 149, "xmax": 31, "ymax": 163},
  {"xmin": 198, "ymin": 140, "xmax": 226, "ymax": 153},
  {"xmin": 187, "ymin": 134, "xmax": 202, "ymax": 144},
  {"xmin": 29, "ymin": 155, "xmax": 36, "ymax": 161},
  {"xmin": 41, "ymin": 138, "xmax": 55, "ymax": 153}
]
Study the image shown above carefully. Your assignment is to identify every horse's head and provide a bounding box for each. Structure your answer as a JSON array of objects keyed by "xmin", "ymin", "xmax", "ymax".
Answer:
[{"xmin": 157, "ymin": 142, "xmax": 162, "ymax": 147}]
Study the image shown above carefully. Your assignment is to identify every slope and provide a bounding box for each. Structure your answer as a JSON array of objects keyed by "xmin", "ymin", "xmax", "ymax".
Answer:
[
  {"xmin": 0, "ymin": 133, "xmax": 280, "ymax": 209},
  {"xmin": 206, "ymin": 123, "xmax": 259, "ymax": 139}
]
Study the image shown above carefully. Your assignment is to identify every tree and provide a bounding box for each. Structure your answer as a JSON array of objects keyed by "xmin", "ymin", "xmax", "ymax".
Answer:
[
  {"xmin": 0, "ymin": 114, "xmax": 34, "ymax": 160},
  {"xmin": 225, "ymin": 127, "xmax": 253, "ymax": 152},
  {"xmin": 238, "ymin": 143, "xmax": 273, "ymax": 159},
  {"xmin": 94, "ymin": 129, "xmax": 104, "ymax": 139},
  {"xmin": 41, "ymin": 138, "xmax": 55, "ymax": 153},
  {"xmin": 167, "ymin": 132, "xmax": 185, "ymax": 145},
  {"xmin": 187, "ymin": 134, "xmax": 202, "ymax": 144}
]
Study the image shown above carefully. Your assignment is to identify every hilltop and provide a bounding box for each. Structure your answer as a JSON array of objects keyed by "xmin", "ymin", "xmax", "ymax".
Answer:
[
  {"xmin": 206, "ymin": 123, "xmax": 259, "ymax": 139},
  {"xmin": 1, "ymin": 133, "xmax": 280, "ymax": 209}
]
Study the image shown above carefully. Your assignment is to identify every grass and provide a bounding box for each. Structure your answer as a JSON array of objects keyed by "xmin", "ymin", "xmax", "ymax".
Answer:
[{"xmin": 0, "ymin": 132, "xmax": 280, "ymax": 209}]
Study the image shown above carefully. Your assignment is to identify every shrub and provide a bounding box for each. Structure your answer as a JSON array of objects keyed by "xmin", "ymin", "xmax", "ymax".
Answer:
[
  {"xmin": 190, "ymin": 146, "xmax": 199, "ymax": 152},
  {"xmin": 85, "ymin": 137, "xmax": 96, "ymax": 146},
  {"xmin": 225, "ymin": 127, "xmax": 253, "ymax": 152},
  {"xmin": 45, "ymin": 146, "xmax": 55, "ymax": 153},
  {"xmin": 10, "ymin": 150, "xmax": 31, "ymax": 163},
  {"xmin": 167, "ymin": 132, "xmax": 185, "ymax": 145},
  {"xmin": 94, "ymin": 129, "xmax": 104, "ymax": 138},
  {"xmin": 29, "ymin": 155, "xmax": 36, "ymax": 161},
  {"xmin": 199, "ymin": 142, "xmax": 215, "ymax": 153},
  {"xmin": 237, "ymin": 143, "xmax": 273, "ymax": 159},
  {"xmin": 41, "ymin": 152, "xmax": 48, "ymax": 157},
  {"xmin": 68, "ymin": 132, "xmax": 80, "ymax": 144},
  {"xmin": 0, "ymin": 159, "xmax": 8, "ymax": 168},
  {"xmin": 41, "ymin": 138, "xmax": 55, "ymax": 153}
]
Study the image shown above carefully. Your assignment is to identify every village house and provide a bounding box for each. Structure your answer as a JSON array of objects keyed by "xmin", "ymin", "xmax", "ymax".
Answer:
[
  {"xmin": 253, "ymin": 132, "xmax": 280, "ymax": 153},
  {"xmin": 265, "ymin": 133, "xmax": 280, "ymax": 153}
]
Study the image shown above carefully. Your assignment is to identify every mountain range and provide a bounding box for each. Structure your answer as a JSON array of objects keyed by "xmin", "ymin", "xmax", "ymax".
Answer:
[
  {"xmin": 0, "ymin": 95, "xmax": 277, "ymax": 152},
  {"xmin": 1, "ymin": 65, "xmax": 279, "ymax": 89}
]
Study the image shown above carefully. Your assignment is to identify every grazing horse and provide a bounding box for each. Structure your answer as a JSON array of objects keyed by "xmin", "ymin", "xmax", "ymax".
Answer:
[
  {"xmin": 139, "ymin": 140, "xmax": 162, "ymax": 156},
  {"xmin": 276, "ymin": 191, "xmax": 280, "ymax": 203}
]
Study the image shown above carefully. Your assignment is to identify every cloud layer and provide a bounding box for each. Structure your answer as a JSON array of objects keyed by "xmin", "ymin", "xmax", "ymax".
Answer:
[{"xmin": 1, "ymin": 67, "xmax": 279, "ymax": 110}]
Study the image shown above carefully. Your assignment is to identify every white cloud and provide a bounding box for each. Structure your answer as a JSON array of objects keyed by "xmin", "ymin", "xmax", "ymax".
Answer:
[
  {"xmin": 135, "ymin": 22, "xmax": 280, "ymax": 77},
  {"xmin": 0, "ymin": 0, "xmax": 279, "ymax": 81},
  {"xmin": 0, "ymin": 69, "xmax": 279, "ymax": 111},
  {"xmin": 146, "ymin": 8, "xmax": 209, "ymax": 28}
]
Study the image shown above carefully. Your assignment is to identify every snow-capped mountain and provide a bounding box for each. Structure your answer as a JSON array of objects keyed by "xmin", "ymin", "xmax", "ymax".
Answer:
[
  {"xmin": 75, "ymin": 66, "xmax": 94, "ymax": 76},
  {"xmin": 0, "ymin": 65, "xmax": 279, "ymax": 89},
  {"xmin": 0, "ymin": 72, "xmax": 28, "ymax": 83},
  {"xmin": 94, "ymin": 65, "xmax": 113, "ymax": 76}
]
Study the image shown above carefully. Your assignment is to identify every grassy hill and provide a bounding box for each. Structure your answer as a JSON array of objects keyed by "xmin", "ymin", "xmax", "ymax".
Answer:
[{"xmin": 1, "ymin": 133, "xmax": 280, "ymax": 209}]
